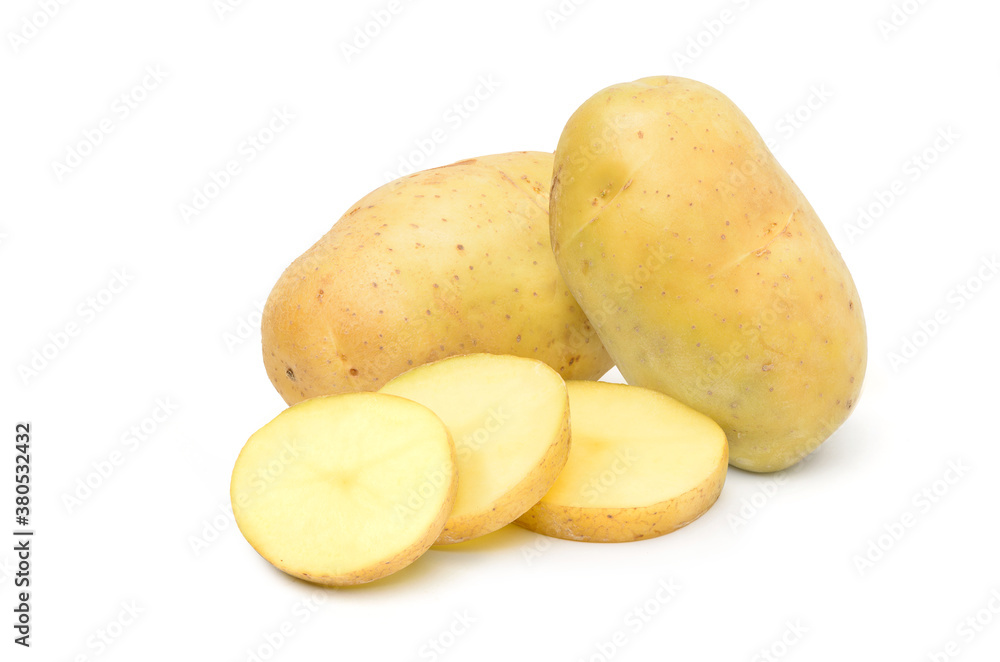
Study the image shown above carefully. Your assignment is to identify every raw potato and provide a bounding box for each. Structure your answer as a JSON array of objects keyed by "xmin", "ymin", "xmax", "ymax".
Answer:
[
  {"xmin": 517, "ymin": 381, "xmax": 728, "ymax": 543},
  {"xmin": 550, "ymin": 76, "xmax": 867, "ymax": 472},
  {"xmin": 263, "ymin": 151, "xmax": 613, "ymax": 405},
  {"xmin": 231, "ymin": 393, "xmax": 457, "ymax": 586},
  {"xmin": 380, "ymin": 354, "xmax": 570, "ymax": 544}
]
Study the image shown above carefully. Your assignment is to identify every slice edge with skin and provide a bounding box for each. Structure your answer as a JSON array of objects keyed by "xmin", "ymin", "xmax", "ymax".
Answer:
[
  {"xmin": 380, "ymin": 353, "xmax": 571, "ymax": 544},
  {"xmin": 516, "ymin": 380, "xmax": 728, "ymax": 543},
  {"xmin": 231, "ymin": 392, "xmax": 457, "ymax": 585}
]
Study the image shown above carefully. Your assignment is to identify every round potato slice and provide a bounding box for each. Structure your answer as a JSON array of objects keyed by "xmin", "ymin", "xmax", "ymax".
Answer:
[
  {"xmin": 517, "ymin": 381, "xmax": 728, "ymax": 543},
  {"xmin": 231, "ymin": 393, "xmax": 456, "ymax": 586},
  {"xmin": 380, "ymin": 354, "xmax": 570, "ymax": 544}
]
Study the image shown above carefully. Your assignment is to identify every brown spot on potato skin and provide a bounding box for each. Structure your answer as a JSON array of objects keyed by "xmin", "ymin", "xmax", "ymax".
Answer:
[
  {"xmin": 261, "ymin": 152, "xmax": 613, "ymax": 406},
  {"xmin": 548, "ymin": 78, "xmax": 866, "ymax": 472}
]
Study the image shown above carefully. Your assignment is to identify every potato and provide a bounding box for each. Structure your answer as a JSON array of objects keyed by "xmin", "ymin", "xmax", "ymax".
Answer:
[
  {"xmin": 549, "ymin": 76, "xmax": 867, "ymax": 472},
  {"xmin": 230, "ymin": 393, "xmax": 456, "ymax": 586},
  {"xmin": 380, "ymin": 353, "xmax": 570, "ymax": 544},
  {"xmin": 262, "ymin": 151, "xmax": 613, "ymax": 405},
  {"xmin": 517, "ymin": 380, "xmax": 727, "ymax": 542}
]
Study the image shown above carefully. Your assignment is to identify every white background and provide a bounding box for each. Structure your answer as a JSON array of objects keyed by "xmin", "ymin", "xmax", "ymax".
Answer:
[{"xmin": 2, "ymin": 0, "xmax": 999, "ymax": 660}]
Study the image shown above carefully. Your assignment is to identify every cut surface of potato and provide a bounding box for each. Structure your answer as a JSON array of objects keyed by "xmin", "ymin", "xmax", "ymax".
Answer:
[
  {"xmin": 380, "ymin": 354, "xmax": 570, "ymax": 544},
  {"xmin": 517, "ymin": 381, "xmax": 728, "ymax": 543},
  {"xmin": 231, "ymin": 393, "xmax": 456, "ymax": 586}
]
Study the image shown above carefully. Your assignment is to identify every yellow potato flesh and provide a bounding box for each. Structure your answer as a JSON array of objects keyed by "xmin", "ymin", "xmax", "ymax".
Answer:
[
  {"xmin": 231, "ymin": 393, "xmax": 456, "ymax": 586},
  {"xmin": 550, "ymin": 76, "xmax": 867, "ymax": 472},
  {"xmin": 381, "ymin": 354, "xmax": 570, "ymax": 544},
  {"xmin": 517, "ymin": 380, "xmax": 728, "ymax": 543}
]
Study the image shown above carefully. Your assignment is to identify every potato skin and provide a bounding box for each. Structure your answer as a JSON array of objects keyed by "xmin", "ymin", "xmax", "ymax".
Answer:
[
  {"xmin": 550, "ymin": 77, "xmax": 867, "ymax": 472},
  {"xmin": 516, "ymin": 381, "xmax": 728, "ymax": 543},
  {"xmin": 439, "ymin": 405, "xmax": 569, "ymax": 543},
  {"xmin": 263, "ymin": 151, "xmax": 613, "ymax": 404},
  {"xmin": 516, "ymin": 467, "xmax": 726, "ymax": 544}
]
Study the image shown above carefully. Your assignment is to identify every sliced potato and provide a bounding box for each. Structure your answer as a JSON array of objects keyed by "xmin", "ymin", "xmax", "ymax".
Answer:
[
  {"xmin": 517, "ymin": 381, "xmax": 728, "ymax": 543},
  {"xmin": 380, "ymin": 354, "xmax": 570, "ymax": 544},
  {"xmin": 231, "ymin": 393, "xmax": 456, "ymax": 586}
]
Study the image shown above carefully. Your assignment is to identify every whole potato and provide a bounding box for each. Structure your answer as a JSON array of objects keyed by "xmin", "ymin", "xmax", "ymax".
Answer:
[
  {"xmin": 263, "ymin": 151, "xmax": 613, "ymax": 404},
  {"xmin": 550, "ymin": 77, "xmax": 867, "ymax": 472}
]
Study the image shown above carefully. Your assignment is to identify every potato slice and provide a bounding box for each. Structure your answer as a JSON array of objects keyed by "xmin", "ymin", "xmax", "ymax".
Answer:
[
  {"xmin": 517, "ymin": 381, "xmax": 728, "ymax": 543},
  {"xmin": 231, "ymin": 393, "xmax": 456, "ymax": 586},
  {"xmin": 380, "ymin": 354, "xmax": 570, "ymax": 544}
]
